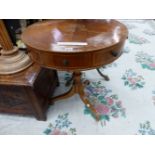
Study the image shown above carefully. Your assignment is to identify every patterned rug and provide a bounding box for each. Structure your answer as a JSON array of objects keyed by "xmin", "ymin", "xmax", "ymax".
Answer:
[{"xmin": 0, "ymin": 20, "xmax": 155, "ymax": 135}]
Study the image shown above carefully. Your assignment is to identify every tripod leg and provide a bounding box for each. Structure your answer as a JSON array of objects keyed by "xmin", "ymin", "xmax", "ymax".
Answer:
[{"xmin": 96, "ymin": 68, "xmax": 110, "ymax": 81}]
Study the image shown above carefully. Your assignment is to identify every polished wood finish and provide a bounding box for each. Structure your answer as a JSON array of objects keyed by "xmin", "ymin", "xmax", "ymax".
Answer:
[
  {"xmin": 22, "ymin": 20, "xmax": 128, "ymax": 121},
  {"xmin": 22, "ymin": 20, "xmax": 128, "ymax": 71},
  {"xmin": 0, "ymin": 64, "xmax": 59, "ymax": 120},
  {"xmin": 0, "ymin": 20, "xmax": 13, "ymax": 51}
]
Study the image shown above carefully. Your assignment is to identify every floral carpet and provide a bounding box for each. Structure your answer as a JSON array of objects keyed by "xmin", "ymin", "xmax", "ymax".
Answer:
[{"xmin": 0, "ymin": 20, "xmax": 155, "ymax": 135}]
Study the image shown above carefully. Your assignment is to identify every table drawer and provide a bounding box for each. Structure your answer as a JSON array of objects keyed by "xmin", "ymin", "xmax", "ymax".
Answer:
[
  {"xmin": 93, "ymin": 50, "xmax": 119, "ymax": 66},
  {"xmin": 93, "ymin": 43, "xmax": 124, "ymax": 66},
  {"xmin": 41, "ymin": 53, "xmax": 92, "ymax": 70}
]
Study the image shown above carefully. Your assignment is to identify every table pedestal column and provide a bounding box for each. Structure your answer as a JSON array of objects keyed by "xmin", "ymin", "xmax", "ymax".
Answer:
[
  {"xmin": 0, "ymin": 20, "xmax": 32, "ymax": 75},
  {"xmin": 52, "ymin": 71, "xmax": 100, "ymax": 121}
]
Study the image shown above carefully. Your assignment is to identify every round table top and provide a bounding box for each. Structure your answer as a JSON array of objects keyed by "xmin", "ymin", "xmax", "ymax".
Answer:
[{"xmin": 21, "ymin": 20, "xmax": 128, "ymax": 53}]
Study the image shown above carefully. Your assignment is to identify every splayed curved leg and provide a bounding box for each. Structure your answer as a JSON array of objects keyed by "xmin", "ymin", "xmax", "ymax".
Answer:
[{"xmin": 96, "ymin": 68, "xmax": 110, "ymax": 81}]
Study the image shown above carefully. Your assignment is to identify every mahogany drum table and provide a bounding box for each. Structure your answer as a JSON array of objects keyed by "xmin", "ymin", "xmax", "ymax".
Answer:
[{"xmin": 22, "ymin": 20, "xmax": 128, "ymax": 121}]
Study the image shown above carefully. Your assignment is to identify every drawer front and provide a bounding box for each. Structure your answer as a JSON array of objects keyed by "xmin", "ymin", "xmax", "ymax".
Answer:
[
  {"xmin": 93, "ymin": 50, "xmax": 119, "ymax": 66},
  {"xmin": 28, "ymin": 41, "xmax": 125, "ymax": 70},
  {"xmin": 41, "ymin": 53, "xmax": 92, "ymax": 70},
  {"xmin": 93, "ymin": 42, "xmax": 124, "ymax": 66}
]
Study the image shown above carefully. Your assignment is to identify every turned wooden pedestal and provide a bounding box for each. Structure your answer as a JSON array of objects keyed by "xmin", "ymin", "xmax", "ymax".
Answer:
[
  {"xmin": 52, "ymin": 71, "xmax": 100, "ymax": 120},
  {"xmin": 0, "ymin": 64, "xmax": 59, "ymax": 120}
]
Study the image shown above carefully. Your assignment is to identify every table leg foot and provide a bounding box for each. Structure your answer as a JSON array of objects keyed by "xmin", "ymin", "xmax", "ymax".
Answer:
[
  {"xmin": 96, "ymin": 68, "xmax": 110, "ymax": 81},
  {"xmin": 78, "ymin": 84, "xmax": 100, "ymax": 121},
  {"xmin": 80, "ymin": 95, "xmax": 100, "ymax": 121}
]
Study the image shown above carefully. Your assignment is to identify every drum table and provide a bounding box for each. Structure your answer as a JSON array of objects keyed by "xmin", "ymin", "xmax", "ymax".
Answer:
[{"xmin": 22, "ymin": 20, "xmax": 128, "ymax": 121}]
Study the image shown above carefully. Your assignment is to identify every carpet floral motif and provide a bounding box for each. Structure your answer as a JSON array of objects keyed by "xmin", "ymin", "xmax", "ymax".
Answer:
[
  {"xmin": 84, "ymin": 81, "xmax": 126, "ymax": 125},
  {"xmin": 143, "ymin": 29, "xmax": 155, "ymax": 36},
  {"xmin": 43, "ymin": 113, "xmax": 76, "ymax": 135},
  {"xmin": 122, "ymin": 46, "xmax": 130, "ymax": 54},
  {"xmin": 152, "ymin": 90, "xmax": 155, "ymax": 105},
  {"xmin": 138, "ymin": 121, "xmax": 155, "ymax": 135},
  {"xmin": 135, "ymin": 51, "xmax": 155, "ymax": 70},
  {"xmin": 122, "ymin": 69, "xmax": 145, "ymax": 90},
  {"xmin": 128, "ymin": 33, "xmax": 150, "ymax": 44}
]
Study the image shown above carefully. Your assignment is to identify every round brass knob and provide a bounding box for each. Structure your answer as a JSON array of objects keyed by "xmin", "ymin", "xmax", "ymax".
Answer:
[
  {"xmin": 111, "ymin": 51, "xmax": 119, "ymax": 57},
  {"xmin": 63, "ymin": 59, "xmax": 69, "ymax": 66}
]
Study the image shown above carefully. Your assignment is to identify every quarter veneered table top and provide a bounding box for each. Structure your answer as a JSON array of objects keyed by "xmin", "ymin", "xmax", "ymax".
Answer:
[{"xmin": 22, "ymin": 20, "xmax": 128, "ymax": 53}]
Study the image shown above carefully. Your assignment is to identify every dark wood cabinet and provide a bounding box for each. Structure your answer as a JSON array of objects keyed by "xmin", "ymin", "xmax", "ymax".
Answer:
[{"xmin": 0, "ymin": 64, "xmax": 59, "ymax": 120}]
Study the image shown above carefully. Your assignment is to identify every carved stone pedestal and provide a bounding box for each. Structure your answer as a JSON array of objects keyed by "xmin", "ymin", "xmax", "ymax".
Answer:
[{"xmin": 0, "ymin": 64, "xmax": 59, "ymax": 120}]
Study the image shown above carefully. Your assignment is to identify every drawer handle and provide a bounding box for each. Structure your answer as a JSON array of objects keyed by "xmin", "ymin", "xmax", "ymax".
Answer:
[
  {"xmin": 63, "ymin": 59, "xmax": 69, "ymax": 66},
  {"xmin": 111, "ymin": 51, "xmax": 119, "ymax": 57}
]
